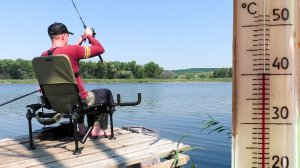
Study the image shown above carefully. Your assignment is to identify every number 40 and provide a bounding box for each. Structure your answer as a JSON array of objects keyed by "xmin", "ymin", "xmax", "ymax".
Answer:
[{"xmin": 272, "ymin": 57, "xmax": 289, "ymax": 70}]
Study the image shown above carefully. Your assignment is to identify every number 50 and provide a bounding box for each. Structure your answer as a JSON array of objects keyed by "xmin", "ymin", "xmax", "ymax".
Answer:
[{"xmin": 273, "ymin": 8, "xmax": 289, "ymax": 21}]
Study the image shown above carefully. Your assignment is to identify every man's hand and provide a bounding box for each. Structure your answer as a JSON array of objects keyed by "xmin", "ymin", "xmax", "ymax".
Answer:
[
  {"xmin": 84, "ymin": 27, "xmax": 93, "ymax": 36},
  {"xmin": 75, "ymin": 35, "xmax": 86, "ymax": 45}
]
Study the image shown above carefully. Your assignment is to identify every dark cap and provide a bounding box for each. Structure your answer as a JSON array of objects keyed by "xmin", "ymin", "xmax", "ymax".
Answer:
[{"xmin": 48, "ymin": 22, "xmax": 74, "ymax": 36}]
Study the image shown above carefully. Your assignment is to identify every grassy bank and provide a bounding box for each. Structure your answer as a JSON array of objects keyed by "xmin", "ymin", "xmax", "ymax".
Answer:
[
  {"xmin": 0, "ymin": 79, "xmax": 38, "ymax": 84},
  {"xmin": 0, "ymin": 78, "xmax": 232, "ymax": 84},
  {"xmin": 84, "ymin": 78, "xmax": 232, "ymax": 83}
]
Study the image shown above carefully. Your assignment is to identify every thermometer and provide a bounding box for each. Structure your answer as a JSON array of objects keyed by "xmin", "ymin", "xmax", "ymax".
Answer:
[{"xmin": 233, "ymin": 0, "xmax": 299, "ymax": 167}]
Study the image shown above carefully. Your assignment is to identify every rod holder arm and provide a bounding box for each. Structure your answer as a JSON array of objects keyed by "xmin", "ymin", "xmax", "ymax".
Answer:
[{"xmin": 116, "ymin": 93, "xmax": 142, "ymax": 106}]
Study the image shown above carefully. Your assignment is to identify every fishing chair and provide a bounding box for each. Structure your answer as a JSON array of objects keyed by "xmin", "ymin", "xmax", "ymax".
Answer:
[{"xmin": 26, "ymin": 55, "xmax": 141, "ymax": 155}]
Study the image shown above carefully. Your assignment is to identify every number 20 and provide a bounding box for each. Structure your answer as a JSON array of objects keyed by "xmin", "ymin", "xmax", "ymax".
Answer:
[{"xmin": 272, "ymin": 155, "xmax": 289, "ymax": 168}]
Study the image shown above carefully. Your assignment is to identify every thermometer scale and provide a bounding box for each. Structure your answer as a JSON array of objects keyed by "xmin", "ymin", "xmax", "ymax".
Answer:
[{"xmin": 233, "ymin": 0, "xmax": 299, "ymax": 167}]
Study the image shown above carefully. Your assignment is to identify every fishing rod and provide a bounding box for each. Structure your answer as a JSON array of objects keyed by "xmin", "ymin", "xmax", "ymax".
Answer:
[
  {"xmin": 70, "ymin": 0, "xmax": 104, "ymax": 64},
  {"xmin": 0, "ymin": 90, "xmax": 40, "ymax": 107}
]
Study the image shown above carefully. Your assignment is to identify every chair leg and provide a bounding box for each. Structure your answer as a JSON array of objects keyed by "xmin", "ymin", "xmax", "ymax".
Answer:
[
  {"xmin": 72, "ymin": 112, "xmax": 81, "ymax": 155},
  {"xmin": 87, "ymin": 113, "xmax": 95, "ymax": 128},
  {"xmin": 80, "ymin": 126, "xmax": 93, "ymax": 144},
  {"xmin": 69, "ymin": 117, "xmax": 73, "ymax": 125},
  {"xmin": 109, "ymin": 111, "xmax": 115, "ymax": 140},
  {"xmin": 26, "ymin": 109, "xmax": 36, "ymax": 150}
]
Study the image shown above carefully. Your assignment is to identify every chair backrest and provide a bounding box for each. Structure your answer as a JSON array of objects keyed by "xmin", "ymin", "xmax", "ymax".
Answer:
[{"xmin": 32, "ymin": 55, "xmax": 82, "ymax": 113}]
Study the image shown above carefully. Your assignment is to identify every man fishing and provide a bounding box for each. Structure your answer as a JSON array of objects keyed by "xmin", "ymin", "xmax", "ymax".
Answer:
[{"xmin": 41, "ymin": 22, "xmax": 112, "ymax": 137}]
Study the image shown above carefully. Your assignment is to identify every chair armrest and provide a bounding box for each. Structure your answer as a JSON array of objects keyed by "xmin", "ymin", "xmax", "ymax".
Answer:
[{"xmin": 26, "ymin": 103, "xmax": 42, "ymax": 112}]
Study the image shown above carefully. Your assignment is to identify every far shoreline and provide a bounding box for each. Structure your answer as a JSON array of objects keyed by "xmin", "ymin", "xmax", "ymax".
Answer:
[{"xmin": 0, "ymin": 78, "xmax": 232, "ymax": 84}]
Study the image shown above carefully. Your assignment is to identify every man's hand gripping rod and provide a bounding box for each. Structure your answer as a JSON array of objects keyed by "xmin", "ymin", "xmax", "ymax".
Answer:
[{"xmin": 70, "ymin": 0, "xmax": 104, "ymax": 63}]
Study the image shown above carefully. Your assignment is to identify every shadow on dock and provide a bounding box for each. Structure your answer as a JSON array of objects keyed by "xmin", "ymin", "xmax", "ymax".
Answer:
[{"xmin": 0, "ymin": 128, "xmax": 190, "ymax": 168}]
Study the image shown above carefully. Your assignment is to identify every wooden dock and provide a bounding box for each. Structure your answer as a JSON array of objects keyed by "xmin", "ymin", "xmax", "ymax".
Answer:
[{"xmin": 0, "ymin": 128, "xmax": 190, "ymax": 168}]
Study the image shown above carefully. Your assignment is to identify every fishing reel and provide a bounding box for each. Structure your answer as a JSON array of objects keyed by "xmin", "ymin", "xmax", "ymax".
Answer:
[
  {"xmin": 90, "ymin": 28, "xmax": 104, "ymax": 63},
  {"xmin": 86, "ymin": 27, "xmax": 104, "ymax": 63},
  {"xmin": 70, "ymin": 0, "xmax": 103, "ymax": 63},
  {"xmin": 85, "ymin": 27, "xmax": 96, "ymax": 43},
  {"xmin": 83, "ymin": 26, "xmax": 96, "ymax": 39}
]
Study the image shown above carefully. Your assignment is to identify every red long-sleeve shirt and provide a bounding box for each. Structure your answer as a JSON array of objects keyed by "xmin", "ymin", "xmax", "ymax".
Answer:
[{"xmin": 41, "ymin": 35, "xmax": 105, "ymax": 99}]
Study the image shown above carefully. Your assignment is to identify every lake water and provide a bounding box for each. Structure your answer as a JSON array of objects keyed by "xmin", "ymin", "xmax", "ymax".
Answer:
[{"xmin": 0, "ymin": 83, "xmax": 232, "ymax": 167}]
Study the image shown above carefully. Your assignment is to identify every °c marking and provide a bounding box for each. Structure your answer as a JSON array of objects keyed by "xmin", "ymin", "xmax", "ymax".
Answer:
[{"xmin": 242, "ymin": 2, "xmax": 257, "ymax": 15}]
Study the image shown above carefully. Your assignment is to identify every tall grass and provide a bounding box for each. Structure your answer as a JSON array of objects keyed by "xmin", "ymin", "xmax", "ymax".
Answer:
[{"xmin": 200, "ymin": 115, "xmax": 232, "ymax": 138}]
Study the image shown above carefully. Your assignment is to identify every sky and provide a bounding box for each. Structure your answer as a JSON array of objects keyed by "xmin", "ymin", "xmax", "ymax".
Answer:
[{"xmin": 0, "ymin": 0, "xmax": 233, "ymax": 70}]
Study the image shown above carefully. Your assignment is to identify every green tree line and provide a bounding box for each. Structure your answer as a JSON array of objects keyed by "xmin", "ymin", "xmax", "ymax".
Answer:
[
  {"xmin": 0, "ymin": 59, "xmax": 35, "ymax": 79},
  {"xmin": 212, "ymin": 68, "xmax": 232, "ymax": 78},
  {"xmin": 175, "ymin": 67, "xmax": 232, "ymax": 79},
  {"xmin": 0, "ymin": 59, "xmax": 165, "ymax": 80},
  {"xmin": 0, "ymin": 59, "xmax": 232, "ymax": 80}
]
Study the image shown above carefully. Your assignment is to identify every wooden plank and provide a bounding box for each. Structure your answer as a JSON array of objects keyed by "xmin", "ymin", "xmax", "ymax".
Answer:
[
  {"xmin": 0, "ymin": 133, "xmax": 157, "ymax": 165},
  {"xmin": 149, "ymin": 154, "xmax": 190, "ymax": 168},
  {"xmin": 0, "ymin": 127, "xmax": 124, "ymax": 149},
  {"xmin": 0, "ymin": 129, "xmax": 134, "ymax": 162},
  {"xmin": 73, "ymin": 142, "xmax": 190, "ymax": 168},
  {"xmin": 0, "ymin": 128, "xmax": 130, "ymax": 153},
  {"xmin": 1, "ymin": 139, "xmax": 157, "ymax": 168},
  {"xmin": 32, "ymin": 140, "xmax": 173, "ymax": 168},
  {"xmin": 0, "ymin": 135, "xmax": 155, "ymax": 165},
  {"xmin": 0, "ymin": 127, "xmax": 191, "ymax": 168},
  {"xmin": 0, "ymin": 137, "xmax": 40, "ymax": 147}
]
